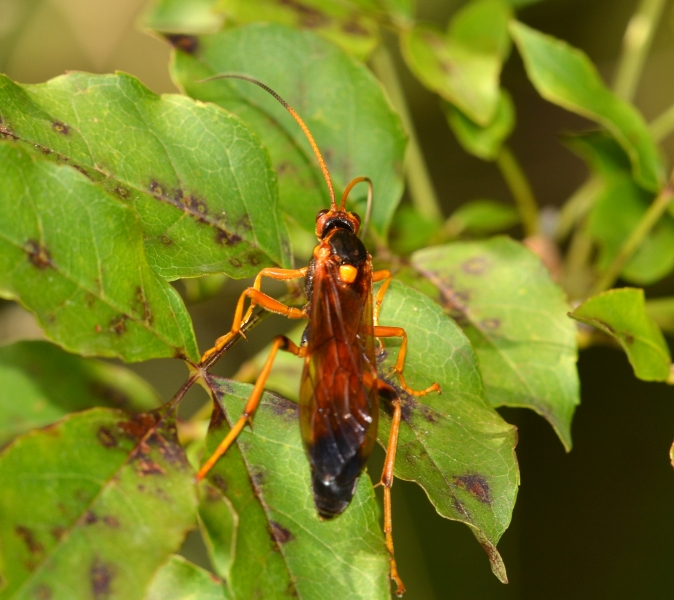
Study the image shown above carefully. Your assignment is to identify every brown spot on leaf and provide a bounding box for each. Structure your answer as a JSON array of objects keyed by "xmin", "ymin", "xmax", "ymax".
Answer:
[
  {"xmin": 164, "ymin": 33, "xmax": 199, "ymax": 54},
  {"xmin": 52, "ymin": 121, "xmax": 69, "ymax": 135},
  {"xmin": 211, "ymin": 474, "xmax": 228, "ymax": 493},
  {"xmin": 480, "ymin": 318, "xmax": 500, "ymax": 330},
  {"xmin": 278, "ymin": 0, "xmax": 328, "ymax": 27},
  {"xmin": 113, "ymin": 185, "xmax": 130, "ymax": 199},
  {"xmin": 149, "ymin": 180, "xmax": 164, "ymax": 197},
  {"xmin": 33, "ymin": 584, "xmax": 53, "ymax": 600},
  {"xmin": 342, "ymin": 20, "xmax": 368, "ymax": 36},
  {"xmin": 24, "ymin": 239, "xmax": 53, "ymax": 269},
  {"xmin": 84, "ymin": 510, "xmax": 98, "ymax": 524},
  {"xmin": 103, "ymin": 515, "xmax": 120, "ymax": 528},
  {"xmin": 625, "ymin": 333, "xmax": 634, "ymax": 344},
  {"xmin": 91, "ymin": 559, "xmax": 115, "ymax": 599},
  {"xmin": 108, "ymin": 314, "xmax": 128, "ymax": 335},
  {"xmin": 119, "ymin": 412, "xmax": 159, "ymax": 440},
  {"xmin": 462, "ymin": 256, "xmax": 490, "ymax": 275},
  {"xmin": 268, "ymin": 396, "xmax": 299, "ymax": 421},
  {"xmin": 97, "ymin": 427, "xmax": 118, "ymax": 448},
  {"xmin": 455, "ymin": 474, "xmax": 491, "ymax": 505},
  {"xmin": 184, "ymin": 195, "xmax": 209, "ymax": 219},
  {"xmin": 16, "ymin": 526, "xmax": 44, "ymax": 555},
  {"xmin": 270, "ymin": 521, "xmax": 294, "ymax": 545},
  {"xmin": 50, "ymin": 526, "xmax": 65, "ymax": 540},
  {"xmin": 158, "ymin": 234, "xmax": 174, "ymax": 246},
  {"xmin": 251, "ymin": 469, "xmax": 265, "ymax": 490},
  {"xmin": 135, "ymin": 457, "xmax": 166, "ymax": 476},
  {"xmin": 0, "ymin": 117, "xmax": 18, "ymax": 140},
  {"xmin": 215, "ymin": 230, "xmax": 243, "ymax": 247},
  {"xmin": 228, "ymin": 257, "xmax": 243, "ymax": 268}
]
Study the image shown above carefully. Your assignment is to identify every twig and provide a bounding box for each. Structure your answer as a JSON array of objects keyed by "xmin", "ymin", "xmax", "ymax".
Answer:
[
  {"xmin": 612, "ymin": 0, "xmax": 668, "ymax": 101},
  {"xmin": 496, "ymin": 146, "xmax": 539, "ymax": 237},
  {"xmin": 370, "ymin": 46, "xmax": 444, "ymax": 221}
]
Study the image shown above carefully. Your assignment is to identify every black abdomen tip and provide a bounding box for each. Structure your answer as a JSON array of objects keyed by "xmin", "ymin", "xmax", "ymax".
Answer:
[{"xmin": 313, "ymin": 470, "xmax": 360, "ymax": 519}]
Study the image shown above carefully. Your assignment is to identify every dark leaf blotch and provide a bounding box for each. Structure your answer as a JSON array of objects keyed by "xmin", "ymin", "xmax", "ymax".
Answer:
[
  {"xmin": 91, "ymin": 559, "xmax": 115, "ymax": 599},
  {"xmin": 24, "ymin": 239, "xmax": 53, "ymax": 270},
  {"xmin": 51, "ymin": 121, "xmax": 69, "ymax": 135},
  {"xmin": 164, "ymin": 33, "xmax": 200, "ymax": 54},
  {"xmin": 455, "ymin": 473, "xmax": 492, "ymax": 505},
  {"xmin": 15, "ymin": 525, "xmax": 44, "ymax": 555},
  {"xmin": 270, "ymin": 520, "xmax": 294, "ymax": 545}
]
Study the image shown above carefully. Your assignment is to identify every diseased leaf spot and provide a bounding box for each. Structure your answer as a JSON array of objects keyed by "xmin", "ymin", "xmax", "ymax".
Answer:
[
  {"xmin": 135, "ymin": 456, "xmax": 166, "ymax": 476},
  {"xmin": 113, "ymin": 185, "xmax": 130, "ymax": 199},
  {"xmin": 278, "ymin": 0, "xmax": 329, "ymax": 27},
  {"xmin": 267, "ymin": 395, "xmax": 299, "ymax": 421},
  {"xmin": 342, "ymin": 20, "xmax": 369, "ymax": 36},
  {"xmin": 164, "ymin": 33, "xmax": 200, "ymax": 54},
  {"xmin": 212, "ymin": 475, "xmax": 228, "ymax": 493},
  {"xmin": 15, "ymin": 525, "xmax": 44, "ymax": 555},
  {"xmin": 51, "ymin": 121, "xmax": 70, "ymax": 135},
  {"xmin": 24, "ymin": 239, "xmax": 53, "ymax": 270},
  {"xmin": 0, "ymin": 116, "xmax": 18, "ymax": 140},
  {"xmin": 33, "ymin": 584, "xmax": 53, "ymax": 600},
  {"xmin": 149, "ymin": 180, "xmax": 163, "ymax": 196},
  {"xmin": 216, "ymin": 230, "xmax": 243, "ymax": 247},
  {"xmin": 480, "ymin": 318, "xmax": 500, "ymax": 330},
  {"xmin": 270, "ymin": 520, "xmax": 294, "ymax": 545},
  {"xmin": 50, "ymin": 526, "xmax": 65, "ymax": 540},
  {"xmin": 96, "ymin": 427, "xmax": 118, "ymax": 448},
  {"xmin": 103, "ymin": 515, "xmax": 120, "ymax": 528},
  {"xmin": 462, "ymin": 256, "xmax": 490, "ymax": 275},
  {"xmin": 625, "ymin": 333, "xmax": 635, "ymax": 344},
  {"xmin": 108, "ymin": 314, "xmax": 129, "ymax": 335},
  {"xmin": 158, "ymin": 234, "xmax": 174, "ymax": 246},
  {"xmin": 251, "ymin": 469, "xmax": 265, "ymax": 490},
  {"xmin": 91, "ymin": 559, "xmax": 115, "ymax": 599},
  {"xmin": 455, "ymin": 474, "xmax": 491, "ymax": 505},
  {"xmin": 84, "ymin": 510, "xmax": 98, "ymax": 525},
  {"xmin": 228, "ymin": 257, "xmax": 243, "ymax": 268}
]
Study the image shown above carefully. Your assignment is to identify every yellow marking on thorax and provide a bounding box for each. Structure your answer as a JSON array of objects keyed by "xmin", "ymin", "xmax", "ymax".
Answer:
[{"xmin": 339, "ymin": 264, "xmax": 358, "ymax": 283}]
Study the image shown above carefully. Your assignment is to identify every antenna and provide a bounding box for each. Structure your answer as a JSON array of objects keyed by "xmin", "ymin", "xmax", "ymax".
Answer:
[{"xmin": 200, "ymin": 73, "xmax": 336, "ymax": 209}]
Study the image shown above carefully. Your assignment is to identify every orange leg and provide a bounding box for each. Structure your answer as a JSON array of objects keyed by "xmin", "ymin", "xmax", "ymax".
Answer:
[
  {"xmin": 196, "ymin": 336, "xmax": 306, "ymax": 482},
  {"xmin": 201, "ymin": 267, "xmax": 307, "ymax": 363},
  {"xmin": 378, "ymin": 379, "xmax": 405, "ymax": 597},
  {"xmin": 372, "ymin": 269, "xmax": 392, "ymax": 327},
  {"xmin": 374, "ymin": 326, "xmax": 441, "ymax": 397}
]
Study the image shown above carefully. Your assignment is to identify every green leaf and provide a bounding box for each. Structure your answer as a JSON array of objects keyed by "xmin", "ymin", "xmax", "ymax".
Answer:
[
  {"xmin": 217, "ymin": 0, "xmax": 380, "ymax": 61},
  {"xmin": 0, "ymin": 72, "xmax": 290, "ymax": 280},
  {"xmin": 509, "ymin": 20, "xmax": 665, "ymax": 191},
  {"xmin": 645, "ymin": 297, "xmax": 674, "ymax": 335},
  {"xmin": 0, "ymin": 142, "xmax": 199, "ymax": 363},
  {"xmin": 445, "ymin": 199, "xmax": 520, "ymax": 236},
  {"xmin": 0, "ymin": 408, "xmax": 197, "ymax": 600},
  {"xmin": 145, "ymin": 555, "xmax": 229, "ymax": 600},
  {"xmin": 571, "ymin": 288, "xmax": 671, "ymax": 382},
  {"xmin": 389, "ymin": 204, "xmax": 442, "ymax": 255},
  {"xmin": 443, "ymin": 89, "xmax": 515, "ymax": 160},
  {"xmin": 376, "ymin": 281, "xmax": 518, "ymax": 583},
  {"xmin": 412, "ymin": 237, "xmax": 579, "ymax": 450},
  {"xmin": 200, "ymin": 375, "xmax": 389, "ymax": 599},
  {"xmin": 143, "ymin": 0, "xmax": 223, "ymax": 34},
  {"xmin": 568, "ymin": 132, "xmax": 674, "ymax": 285},
  {"xmin": 196, "ymin": 481, "xmax": 237, "ymax": 582},
  {"xmin": 0, "ymin": 340, "xmax": 159, "ymax": 446},
  {"xmin": 170, "ymin": 23, "xmax": 406, "ymax": 236},
  {"xmin": 401, "ymin": 0, "xmax": 512, "ymax": 125}
]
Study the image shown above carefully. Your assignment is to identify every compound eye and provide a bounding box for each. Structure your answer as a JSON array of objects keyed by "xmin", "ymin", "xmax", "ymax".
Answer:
[{"xmin": 316, "ymin": 209, "xmax": 329, "ymax": 219}]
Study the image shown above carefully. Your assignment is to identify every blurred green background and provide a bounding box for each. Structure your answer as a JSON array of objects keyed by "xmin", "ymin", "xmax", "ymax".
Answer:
[{"xmin": 1, "ymin": 0, "xmax": 674, "ymax": 598}]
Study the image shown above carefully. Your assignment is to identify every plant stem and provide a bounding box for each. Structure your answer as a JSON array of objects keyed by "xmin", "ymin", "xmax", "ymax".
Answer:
[
  {"xmin": 555, "ymin": 176, "xmax": 604, "ymax": 242},
  {"xmin": 496, "ymin": 146, "xmax": 539, "ymax": 237},
  {"xmin": 370, "ymin": 46, "xmax": 444, "ymax": 221},
  {"xmin": 612, "ymin": 0, "xmax": 667, "ymax": 102},
  {"xmin": 650, "ymin": 103, "xmax": 674, "ymax": 142},
  {"xmin": 590, "ymin": 181, "xmax": 674, "ymax": 295}
]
